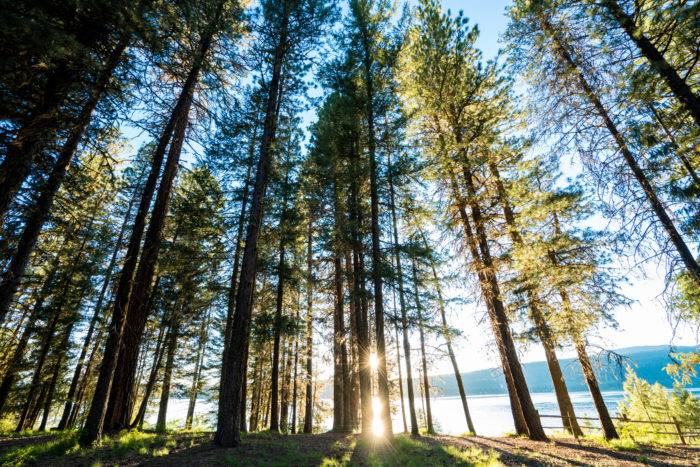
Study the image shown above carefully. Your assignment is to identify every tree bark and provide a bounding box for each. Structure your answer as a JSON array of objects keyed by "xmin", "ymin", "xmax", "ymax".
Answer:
[
  {"xmin": 387, "ymin": 153, "xmax": 419, "ymax": 435},
  {"xmin": 303, "ymin": 220, "xmax": 314, "ymax": 434},
  {"xmin": 132, "ymin": 315, "xmax": 169, "ymax": 429},
  {"xmin": 488, "ymin": 161, "xmax": 582, "ymax": 437},
  {"xmin": 156, "ymin": 309, "xmax": 180, "ymax": 433},
  {"xmin": 185, "ymin": 312, "xmax": 209, "ymax": 430},
  {"xmin": 80, "ymin": 3, "xmax": 224, "ymax": 443},
  {"xmin": 411, "ymin": 260, "xmax": 434, "ymax": 434},
  {"xmin": 215, "ymin": 1, "xmax": 290, "ymax": 446}
]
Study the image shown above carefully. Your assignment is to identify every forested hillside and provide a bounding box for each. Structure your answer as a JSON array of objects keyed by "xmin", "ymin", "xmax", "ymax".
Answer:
[{"xmin": 0, "ymin": 0, "xmax": 698, "ymax": 462}]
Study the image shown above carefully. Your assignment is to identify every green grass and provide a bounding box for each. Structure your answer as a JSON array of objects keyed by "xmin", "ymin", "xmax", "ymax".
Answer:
[
  {"xmin": 361, "ymin": 435, "xmax": 499, "ymax": 467},
  {"xmin": 0, "ymin": 429, "xmax": 191, "ymax": 466}
]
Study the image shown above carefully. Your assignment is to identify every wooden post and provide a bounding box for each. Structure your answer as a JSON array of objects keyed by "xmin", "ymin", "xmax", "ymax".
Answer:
[{"xmin": 673, "ymin": 417, "xmax": 686, "ymax": 445}]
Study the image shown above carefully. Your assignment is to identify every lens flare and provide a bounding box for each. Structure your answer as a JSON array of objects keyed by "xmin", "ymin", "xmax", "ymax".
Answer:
[
  {"xmin": 369, "ymin": 352, "xmax": 379, "ymax": 370},
  {"xmin": 371, "ymin": 397, "xmax": 384, "ymax": 437}
]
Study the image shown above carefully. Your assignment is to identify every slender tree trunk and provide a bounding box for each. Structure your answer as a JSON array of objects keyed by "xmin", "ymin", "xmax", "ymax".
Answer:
[
  {"xmin": 185, "ymin": 312, "xmax": 209, "ymax": 430},
  {"xmin": 132, "ymin": 317, "xmax": 169, "ymax": 429},
  {"xmin": 303, "ymin": 221, "xmax": 314, "ymax": 434},
  {"xmin": 411, "ymin": 261, "xmax": 434, "ymax": 434},
  {"xmin": 345, "ymin": 251, "xmax": 360, "ymax": 429},
  {"xmin": 543, "ymin": 16, "xmax": 700, "ymax": 287},
  {"xmin": 15, "ymin": 308, "xmax": 62, "ymax": 431},
  {"xmin": 280, "ymin": 335, "xmax": 294, "ymax": 432},
  {"xmin": 216, "ymin": 2, "xmax": 289, "ymax": 447},
  {"xmin": 156, "ymin": 310, "xmax": 180, "ymax": 433},
  {"xmin": 291, "ymin": 323, "xmax": 299, "ymax": 434},
  {"xmin": 0, "ymin": 39, "xmax": 127, "ymax": 325},
  {"xmin": 420, "ymin": 231, "xmax": 475, "ymax": 434},
  {"xmin": 332, "ymin": 254, "xmax": 345, "ymax": 431},
  {"xmin": 599, "ymin": 0, "xmax": 700, "ymax": 127},
  {"xmin": 488, "ymin": 161, "xmax": 582, "ymax": 437},
  {"xmin": 387, "ymin": 153, "xmax": 419, "ymax": 435},
  {"xmin": 446, "ymin": 170, "xmax": 529, "ymax": 437},
  {"xmin": 0, "ymin": 264, "xmax": 59, "ymax": 414},
  {"xmin": 270, "ymin": 236, "xmax": 288, "ymax": 431},
  {"xmin": 349, "ymin": 142, "xmax": 372, "ymax": 434},
  {"xmin": 394, "ymin": 321, "xmax": 408, "ymax": 434},
  {"xmin": 39, "ymin": 319, "xmax": 75, "ymax": 431},
  {"xmin": 573, "ymin": 332, "xmax": 618, "ymax": 440},
  {"xmin": 647, "ymin": 104, "xmax": 700, "ymax": 188}
]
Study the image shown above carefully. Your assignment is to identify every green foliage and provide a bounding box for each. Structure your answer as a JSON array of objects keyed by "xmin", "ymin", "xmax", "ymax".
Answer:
[{"xmin": 617, "ymin": 367, "xmax": 700, "ymax": 442}]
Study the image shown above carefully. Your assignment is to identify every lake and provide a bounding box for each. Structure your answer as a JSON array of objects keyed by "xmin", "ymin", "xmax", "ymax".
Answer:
[{"xmin": 149, "ymin": 388, "xmax": 700, "ymax": 436}]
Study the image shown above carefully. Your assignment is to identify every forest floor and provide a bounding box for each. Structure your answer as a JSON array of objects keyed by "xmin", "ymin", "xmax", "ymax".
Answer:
[{"xmin": 0, "ymin": 429, "xmax": 698, "ymax": 466}]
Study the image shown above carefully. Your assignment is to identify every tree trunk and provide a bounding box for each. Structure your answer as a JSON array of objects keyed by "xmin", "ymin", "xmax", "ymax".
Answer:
[
  {"xmin": 107, "ymin": 90, "xmax": 193, "ymax": 431},
  {"xmin": 543, "ymin": 16, "xmax": 700, "ymax": 287},
  {"xmin": 156, "ymin": 311, "xmax": 180, "ymax": 433},
  {"xmin": 421, "ymin": 233, "xmax": 475, "ymax": 434},
  {"xmin": 332, "ymin": 254, "xmax": 345, "ymax": 431},
  {"xmin": 0, "ymin": 39, "xmax": 127, "ymax": 325},
  {"xmin": 0, "ymin": 263, "xmax": 59, "ymax": 414},
  {"xmin": 394, "ymin": 321, "xmax": 408, "ymax": 434},
  {"xmin": 599, "ymin": 0, "xmax": 700, "ymax": 127},
  {"xmin": 387, "ymin": 153, "xmax": 419, "ymax": 435},
  {"xmin": 39, "ymin": 319, "xmax": 75, "ymax": 431},
  {"xmin": 132, "ymin": 316, "xmax": 169, "ymax": 429},
  {"xmin": 303, "ymin": 220, "xmax": 314, "ymax": 434},
  {"xmin": 446, "ymin": 170, "xmax": 529, "ymax": 437},
  {"xmin": 349, "ymin": 140, "xmax": 372, "ymax": 435},
  {"xmin": 411, "ymin": 261, "xmax": 434, "ymax": 434},
  {"xmin": 488, "ymin": 161, "xmax": 582, "ymax": 437},
  {"xmin": 79, "ymin": 4, "xmax": 225, "ymax": 442},
  {"xmin": 344, "ymin": 251, "xmax": 360, "ymax": 429},
  {"xmin": 215, "ymin": 1, "xmax": 289, "ymax": 447},
  {"xmin": 58, "ymin": 176, "xmax": 140, "ymax": 430},
  {"xmin": 185, "ymin": 312, "xmax": 209, "ymax": 430},
  {"xmin": 573, "ymin": 333, "xmax": 618, "ymax": 439}
]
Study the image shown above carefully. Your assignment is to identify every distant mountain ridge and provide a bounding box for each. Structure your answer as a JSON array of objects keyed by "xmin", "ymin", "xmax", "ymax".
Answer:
[{"xmin": 430, "ymin": 345, "xmax": 700, "ymax": 397}]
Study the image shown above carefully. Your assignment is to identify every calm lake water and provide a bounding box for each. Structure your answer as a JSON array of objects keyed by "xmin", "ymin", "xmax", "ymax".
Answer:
[{"xmin": 149, "ymin": 388, "xmax": 700, "ymax": 436}]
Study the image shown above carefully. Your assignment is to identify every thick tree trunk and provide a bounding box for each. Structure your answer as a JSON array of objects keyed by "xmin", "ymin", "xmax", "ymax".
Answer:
[
  {"xmin": 387, "ymin": 154, "xmax": 419, "ymax": 435},
  {"xmin": 446, "ymin": 170, "xmax": 529, "ymax": 437},
  {"xmin": 599, "ymin": 0, "xmax": 700, "ymax": 127},
  {"xmin": 0, "ymin": 40, "xmax": 128, "ymax": 325},
  {"xmin": 80, "ymin": 4, "xmax": 224, "ymax": 442},
  {"xmin": 215, "ymin": 1, "xmax": 289, "ymax": 447},
  {"xmin": 107, "ymin": 90, "xmax": 192, "ymax": 431},
  {"xmin": 411, "ymin": 261, "xmax": 434, "ymax": 434},
  {"xmin": 544, "ymin": 17, "xmax": 700, "ymax": 287},
  {"xmin": 303, "ymin": 221, "xmax": 314, "ymax": 434}
]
